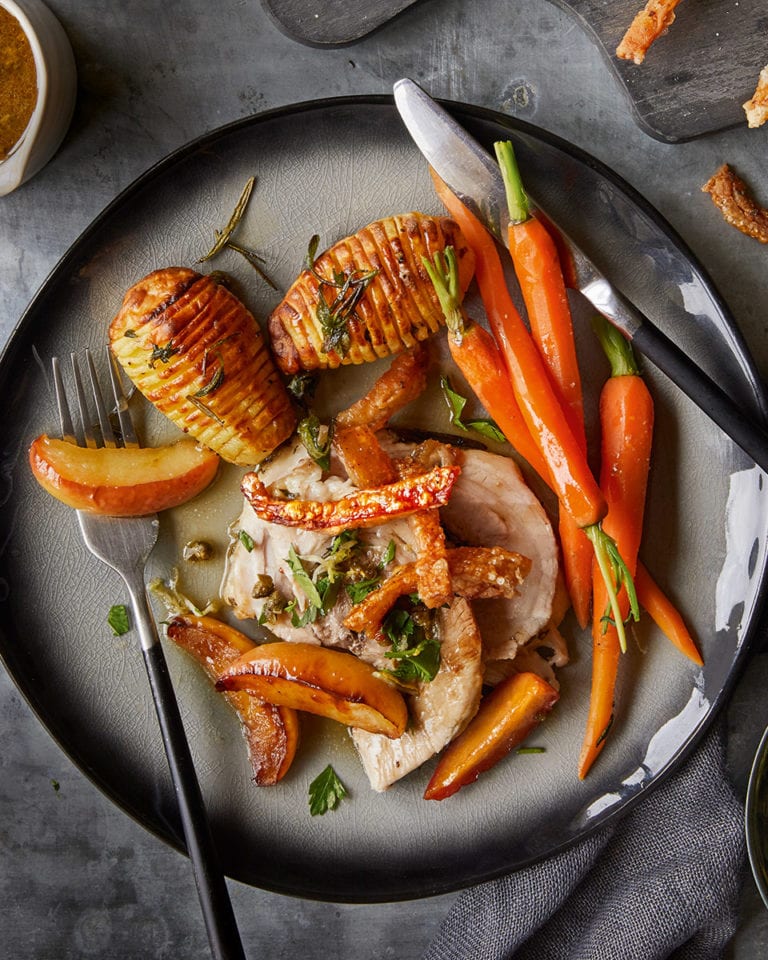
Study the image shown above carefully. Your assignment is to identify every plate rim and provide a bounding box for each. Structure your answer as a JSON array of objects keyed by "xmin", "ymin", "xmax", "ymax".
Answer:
[{"xmin": 2, "ymin": 94, "xmax": 767, "ymax": 903}]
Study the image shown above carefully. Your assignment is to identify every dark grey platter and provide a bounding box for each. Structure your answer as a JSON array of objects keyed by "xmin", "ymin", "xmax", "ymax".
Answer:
[
  {"xmin": 1, "ymin": 97, "xmax": 767, "ymax": 903},
  {"xmin": 260, "ymin": 0, "xmax": 766, "ymax": 141}
]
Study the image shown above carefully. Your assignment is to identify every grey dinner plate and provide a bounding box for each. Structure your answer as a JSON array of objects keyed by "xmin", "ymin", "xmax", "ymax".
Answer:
[{"xmin": 1, "ymin": 97, "xmax": 767, "ymax": 903}]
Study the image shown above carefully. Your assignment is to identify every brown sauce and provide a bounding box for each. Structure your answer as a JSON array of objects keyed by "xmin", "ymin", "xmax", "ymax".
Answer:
[{"xmin": 0, "ymin": 8, "xmax": 38, "ymax": 161}]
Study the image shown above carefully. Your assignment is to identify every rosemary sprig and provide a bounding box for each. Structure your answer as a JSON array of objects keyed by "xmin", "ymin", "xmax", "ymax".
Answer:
[
  {"xmin": 198, "ymin": 177, "xmax": 256, "ymax": 262},
  {"xmin": 197, "ymin": 177, "xmax": 277, "ymax": 287},
  {"xmin": 225, "ymin": 240, "xmax": 278, "ymax": 290},
  {"xmin": 148, "ymin": 340, "xmax": 178, "ymax": 368},
  {"xmin": 191, "ymin": 340, "xmax": 228, "ymax": 400},
  {"xmin": 305, "ymin": 234, "xmax": 378, "ymax": 356}
]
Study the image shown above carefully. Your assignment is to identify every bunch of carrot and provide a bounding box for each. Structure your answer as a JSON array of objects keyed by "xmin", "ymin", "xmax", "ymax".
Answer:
[{"xmin": 425, "ymin": 140, "xmax": 702, "ymax": 777}]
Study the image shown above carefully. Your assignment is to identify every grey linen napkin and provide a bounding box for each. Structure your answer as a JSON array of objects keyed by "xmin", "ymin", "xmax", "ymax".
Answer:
[{"xmin": 423, "ymin": 722, "xmax": 745, "ymax": 960}]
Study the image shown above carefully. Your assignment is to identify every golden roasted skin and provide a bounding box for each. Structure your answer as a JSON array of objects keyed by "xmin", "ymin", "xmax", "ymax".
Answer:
[
  {"xmin": 268, "ymin": 213, "xmax": 475, "ymax": 373},
  {"xmin": 702, "ymin": 164, "xmax": 768, "ymax": 244},
  {"xmin": 343, "ymin": 546, "xmax": 532, "ymax": 636},
  {"xmin": 615, "ymin": 0, "xmax": 682, "ymax": 64},
  {"xmin": 335, "ymin": 345, "xmax": 428, "ymax": 431},
  {"xmin": 109, "ymin": 267, "xmax": 296, "ymax": 465},
  {"xmin": 241, "ymin": 464, "xmax": 460, "ymax": 531},
  {"xmin": 744, "ymin": 65, "xmax": 768, "ymax": 129}
]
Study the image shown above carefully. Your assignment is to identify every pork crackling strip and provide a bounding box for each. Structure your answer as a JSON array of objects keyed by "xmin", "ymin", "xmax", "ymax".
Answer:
[
  {"xmin": 616, "ymin": 0, "xmax": 683, "ymax": 64},
  {"xmin": 702, "ymin": 164, "xmax": 768, "ymax": 244}
]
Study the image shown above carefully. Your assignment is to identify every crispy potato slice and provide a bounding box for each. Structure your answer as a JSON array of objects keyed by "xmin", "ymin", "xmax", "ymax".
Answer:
[
  {"xmin": 166, "ymin": 615, "xmax": 299, "ymax": 785},
  {"xmin": 268, "ymin": 213, "xmax": 475, "ymax": 373},
  {"xmin": 424, "ymin": 672, "xmax": 559, "ymax": 800},
  {"xmin": 216, "ymin": 642, "xmax": 408, "ymax": 738},
  {"xmin": 110, "ymin": 267, "xmax": 296, "ymax": 465}
]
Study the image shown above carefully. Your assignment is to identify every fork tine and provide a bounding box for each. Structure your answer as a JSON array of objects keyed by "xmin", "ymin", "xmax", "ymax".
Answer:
[
  {"xmin": 52, "ymin": 357, "xmax": 77, "ymax": 443},
  {"xmin": 106, "ymin": 348, "xmax": 139, "ymax": 448},
  {"xmin": 85, "ymin": 348, "xmax": 118, "ymax": 448},
  {"xmin": 70, "ymin": 354, "xmax": 99, "ymax": 448}
]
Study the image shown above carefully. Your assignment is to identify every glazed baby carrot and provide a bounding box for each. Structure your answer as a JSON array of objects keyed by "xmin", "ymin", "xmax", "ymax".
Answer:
[
  {"xmin": 489, "ymin": 145, "xmax": 592, "ymax": 628},
  {"xmin": 635, "ymin": 562, "xmax": 703, "ymax": 666},
  {"xmin": 430, "ymin": 165, "xmax": 635, "ymax": 651},
  {"xmin": 579, "ymin": 571, "xmax": 620, "ymax": 780},
  {"xmin": 590, "ymin": 313, "xmax": 653, "ymax": 629},
  {"xmin": 578, "ymin": 314, "xmax": 652, "ymax": 778},
  {"xmin": 428, "ymin": 168, "xmax": 600, "ymax": 525},
  {"xmin": 421, "ymin": 247, "xmax": 551, "ymax": 483}
]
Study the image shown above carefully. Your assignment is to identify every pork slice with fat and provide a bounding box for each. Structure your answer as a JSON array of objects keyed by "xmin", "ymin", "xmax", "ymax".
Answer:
[{"xmin": 439, "ymin": 448, "xmax": 559, "ymax": 660}]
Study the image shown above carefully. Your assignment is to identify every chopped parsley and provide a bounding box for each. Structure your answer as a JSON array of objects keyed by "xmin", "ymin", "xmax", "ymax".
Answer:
[
  {"xmin": 308, "ymin": 764, "xmax": 348, "ymax": 815},
  {"xmin": 280, "ymin": 534, "xmax": 395, "ymax": 628},
  {"xmin": 107, "ymin": 604, "xmax": 130, "ymax": 636},
  {"xmin": 382, "ymin": 601, "xmax": 441, "ymax": 684},
  {"xmin": 345, "ymin": 577, "xmax": 383, "ymax": 604},
  {"xmin": 287, "ymin": 372, "xmax": 317, "ymax": 403}
]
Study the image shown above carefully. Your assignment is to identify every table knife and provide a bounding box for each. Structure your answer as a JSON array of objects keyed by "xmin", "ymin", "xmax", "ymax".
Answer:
[{"xmin": 393, "ymin": 77, "xmax": 768, "ymax": 473}]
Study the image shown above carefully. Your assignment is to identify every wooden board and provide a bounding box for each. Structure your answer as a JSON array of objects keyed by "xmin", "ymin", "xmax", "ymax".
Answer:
[{"xmin": 258, "ymin": 0, "xmax": 768, "ymax": 142}]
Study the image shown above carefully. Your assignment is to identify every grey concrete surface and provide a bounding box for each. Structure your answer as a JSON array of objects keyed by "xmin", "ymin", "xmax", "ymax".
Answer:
[{"xmin": 1, "ymin": 0, "xmax": 767, "ymax": 957}]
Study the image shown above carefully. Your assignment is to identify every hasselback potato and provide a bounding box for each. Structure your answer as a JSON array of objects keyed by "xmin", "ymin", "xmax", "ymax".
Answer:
[
  {"xmin": 268, "ymin": 212, "xmax": 475, "ymax": 374},
  {"xmin": 109, "ymin": 267, "xmax": 296, "ymax": 466}
]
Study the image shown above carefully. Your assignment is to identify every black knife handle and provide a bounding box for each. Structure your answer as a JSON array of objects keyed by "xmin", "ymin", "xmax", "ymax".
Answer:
[{"xmin": 631, "ymin": 319, "xmax": 768, "ymax": 473}]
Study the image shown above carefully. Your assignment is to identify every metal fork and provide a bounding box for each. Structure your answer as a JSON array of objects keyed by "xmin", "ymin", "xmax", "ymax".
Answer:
[{"xmin": 53, "ymin": 348, "xmax": 246, "ymax": 960}]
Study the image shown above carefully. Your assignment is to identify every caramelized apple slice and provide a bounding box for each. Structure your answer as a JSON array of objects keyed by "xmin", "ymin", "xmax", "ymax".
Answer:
[
  {"xmin": 217, "ymin": 642, "xmax": 408, "ymax": 738},
  {"xmin": 166, "ymin": 615, "xmax": 299, "ymax": 785},
  {"xmin": 29, "ymin": 435, "xmax": 219, "ymax": 515},
  {"xmin": 424, "ymin": 672, "xmax": 559, "ymax": 801}
]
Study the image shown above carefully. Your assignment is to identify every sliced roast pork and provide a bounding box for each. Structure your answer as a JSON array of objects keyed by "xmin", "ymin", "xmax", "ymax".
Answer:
[{"xmin": 351, "ymin": 597, "xmax": 483, "ymax": 791}]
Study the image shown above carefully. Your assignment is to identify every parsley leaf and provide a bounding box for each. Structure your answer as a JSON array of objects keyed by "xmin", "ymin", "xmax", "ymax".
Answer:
[
  {"xmin": 107, "ymin": 604, "xmax": 130, "ymax": 636},
  {"xmin": 285, "ymin": 546, "xmax": 324, "ymax": 610},
  {"xmin": 441, "ymin": 375, "xmax": 468, "ymax": 428},
  {"xmin": 346, "ymin": 578, "xmax": 382, "ymax": 604},
  {"xmin": 440, "ymin": 376, "xmax": 505, "ymax": 444},
  {"xmin": 464, "ymin": 418, "xmax": 506, "ymax": 443},
  {"xmin": 308, "ymin": 764, "xmax": 348, "ymax": 815},
  {"xmin": 382, "ymin": 539, "xmax": 396, "ymax": 566},
  {"xmin": 382, "ymin": 603, "xmax": 441, "ymax": 683}
]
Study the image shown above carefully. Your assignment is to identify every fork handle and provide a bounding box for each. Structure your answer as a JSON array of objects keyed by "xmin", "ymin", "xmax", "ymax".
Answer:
[{"xmin": 131, "ymin": 591, "xmax": 247, "ymax": 960}]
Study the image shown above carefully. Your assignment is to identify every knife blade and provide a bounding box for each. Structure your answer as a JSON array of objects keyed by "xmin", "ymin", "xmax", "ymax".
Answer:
[{"xmin": 393, "ymin": 77, "xmax": 768, "ymax": 473}]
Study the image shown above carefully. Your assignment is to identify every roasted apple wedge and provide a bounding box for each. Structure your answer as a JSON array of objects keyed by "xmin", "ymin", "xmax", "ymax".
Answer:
[
  {"xmin": 424, "ymin": 672, "xmax": 559, "ymax": 801},
  {"xmin": 216, "ymin": 642, "xmax": 408, "ymax": 738},
  {"xmin": 166, "ymin": 614, "xmax": 299, "ymax": 785},
  {"xmin": 29, "ymin": 434, "xmax": 219, "ymax": 515}
]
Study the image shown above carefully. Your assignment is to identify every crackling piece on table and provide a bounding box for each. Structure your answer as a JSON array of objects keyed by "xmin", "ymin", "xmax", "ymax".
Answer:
[{"xmin": 702, "ymin": 164, "xmax": 768, "ymax": 244}]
